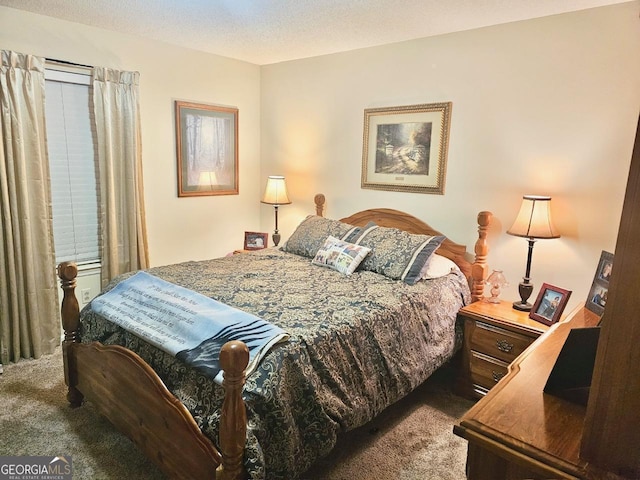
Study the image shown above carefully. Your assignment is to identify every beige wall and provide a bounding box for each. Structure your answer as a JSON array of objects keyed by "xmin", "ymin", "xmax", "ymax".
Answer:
[
  {"xmin": 2, "ymin": 3, "xmax": 639, "ymax": 313},
  {"xmin": 0, "ymin": 6, "xmax": 262, "ymax": 267},
  {"xmin": 261, "ymin": 2, "xmax": 640, "ymax": 312}
]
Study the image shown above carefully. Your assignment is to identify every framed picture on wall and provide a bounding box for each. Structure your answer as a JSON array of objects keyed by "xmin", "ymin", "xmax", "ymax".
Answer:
[
  {"xmin": 585, "ymin": 250, "xmax": 614, "ymax": 317},
  {"xmin": 361, "ymin": 102, "xmax": 452, "ymax": 194},
  {"xmin": 529, "ymin": 283, "xmax": 572, "ymax": 326},
  {"xmin": 175, "ymin": 101, "xmax": 239, "ymax": 197}
]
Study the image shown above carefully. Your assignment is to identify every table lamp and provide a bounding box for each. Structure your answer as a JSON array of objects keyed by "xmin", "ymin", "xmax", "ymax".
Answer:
[
  {"xmin": 486, "ymin": 270, "xmax": 508, "ymax": 304},
  {"xmin": 507, "ymin": 195, "xmax": 560, "ymax": 311},
  {"xmin": 261, "ymin": 175, "xmax": 291, "ymax": 246}
]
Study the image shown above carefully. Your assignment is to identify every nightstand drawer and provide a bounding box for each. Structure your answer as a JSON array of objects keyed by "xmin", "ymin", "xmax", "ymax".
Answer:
[
  {"xmin": 469, "ymin": 321, "xmax": 534, "ymax": 364},
  {"xmin": 469, "ymin": 350, "xmax": 509, "ymax": 390},
  {"xmin": 457, "ymin": 300, "xmax": 549, "ymax": 399}
]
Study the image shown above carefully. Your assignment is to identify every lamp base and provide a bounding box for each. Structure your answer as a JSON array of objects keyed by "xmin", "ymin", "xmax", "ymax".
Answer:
[
  {"xmin": 512, "ymin": 301, "xmax": 533, "ymax": 312},
  {"xmin": 513, "ymin": 278, "xmax": 534, "ymax": 311},
  {"xmin": 272, "ymin": 232, "xmax": 281, "ymax": 247}
]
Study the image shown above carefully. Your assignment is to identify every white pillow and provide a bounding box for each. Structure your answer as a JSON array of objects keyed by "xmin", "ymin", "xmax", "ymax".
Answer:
[
  {"xmin": 418, "ymin": 253, "xmax": 459, "ymax": 280},
  {"xmin": 312, "ymin": 236, "xmax": 371, "ymax": 276}
]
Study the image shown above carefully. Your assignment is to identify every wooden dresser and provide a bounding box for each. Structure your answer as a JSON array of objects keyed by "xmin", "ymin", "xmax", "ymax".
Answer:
[{"xmin": 454, "ymin": 305, "xmax": 612, "ymax": 479}]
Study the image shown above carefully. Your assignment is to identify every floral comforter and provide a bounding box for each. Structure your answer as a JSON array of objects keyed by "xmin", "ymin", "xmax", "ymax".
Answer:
[{"xmin": 79, "ymin": 248, "xmax": 470, "ymax": 479}]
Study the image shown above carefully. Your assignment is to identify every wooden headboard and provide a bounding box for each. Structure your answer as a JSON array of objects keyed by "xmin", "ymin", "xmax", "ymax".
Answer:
[{"xmin": 313, "ymin": 193, "xmax": 492, "ymax": 302}]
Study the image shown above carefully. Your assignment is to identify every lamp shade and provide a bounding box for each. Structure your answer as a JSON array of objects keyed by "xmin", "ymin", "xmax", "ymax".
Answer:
[
  {"xmin": 507, "ymin": 195, "xmax": 560, "ymax": 239},
  {"xmin": 261, "ymin": 176, "xmax": 291, "ymax": 205}
]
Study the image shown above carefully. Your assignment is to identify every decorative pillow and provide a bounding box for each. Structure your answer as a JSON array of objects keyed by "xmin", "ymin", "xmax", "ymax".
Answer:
[
  {"xmin": 311, "ymin": 236, "xmax": 371, "ymax": 276},
  {"xmin": 341, "ymin": 220, "xmax": 377, "ymax": 243},
  {"xmin": 355, "ymin": 225, "xmax": 446, "ymax": 285},
  {"xmin": 281, "ymin": 215, "xmax": 359, "ymax": 258},
  {"xmin": 418, "ymin": 253, "xmax": 459, "ymax": 280}
]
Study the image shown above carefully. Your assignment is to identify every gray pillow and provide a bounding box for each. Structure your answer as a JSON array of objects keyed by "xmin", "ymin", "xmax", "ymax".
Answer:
[
  {"xmin": 281, "ymin": 215, "xmax": 359, "ymax": 258},
  {"xmin": 354, "ymin": 224, "xmax": 445, "ymax": 285}
]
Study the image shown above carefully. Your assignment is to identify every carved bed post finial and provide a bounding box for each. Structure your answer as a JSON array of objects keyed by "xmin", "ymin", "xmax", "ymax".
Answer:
[
  {"xmin": 218, "ymin": 340, "xmax": 250, "ymax": 480},
  {"xmin": 471, "ymin": 211, "xmax": 493, "ymax": 303},
  {"xmin": 314, "ymin": 194, "xmax": 325, "ymax": 217},
  {"xmin": 57, "ymin": 261, "xmax": 84, "ymax": 407}
]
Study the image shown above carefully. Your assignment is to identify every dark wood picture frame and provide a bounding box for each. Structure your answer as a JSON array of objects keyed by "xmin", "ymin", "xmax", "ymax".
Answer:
[
  {"xmin": 585, "ymin": 250, "xmax": 613, "ymax": 317},
  {"xmin": 175, "ymin": 100, "xmax": 239, "ymax": 197},
  {"xmin": 529, "ymin": 283, "xmax": 572, "ymax": 326},
  {"xmin": 244, "ymin": 231, "xmax": 268, "ymax": 250}
]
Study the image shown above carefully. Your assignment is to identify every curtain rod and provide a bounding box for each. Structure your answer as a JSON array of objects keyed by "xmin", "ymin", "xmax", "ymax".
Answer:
[{"xmin": 45, "ymin": 57, "xmax": 92, "ymax": 69}]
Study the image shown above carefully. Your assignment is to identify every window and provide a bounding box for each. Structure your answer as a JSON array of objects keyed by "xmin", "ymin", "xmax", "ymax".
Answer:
[{"xmin": 44, "ymin": 68, "xmax": 100, "ymax": 265}]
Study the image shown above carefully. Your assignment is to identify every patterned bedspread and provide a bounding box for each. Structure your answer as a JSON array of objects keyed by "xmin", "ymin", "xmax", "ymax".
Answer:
[{"xmin": 79, "ymin": 248, "xmax": 470, "ymax": 479}]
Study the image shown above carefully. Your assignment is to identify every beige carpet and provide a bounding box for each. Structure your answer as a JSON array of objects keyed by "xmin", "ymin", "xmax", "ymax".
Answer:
[{"xmin": 0, "ymin": 348, "xmax": 474, "ymax": 479}]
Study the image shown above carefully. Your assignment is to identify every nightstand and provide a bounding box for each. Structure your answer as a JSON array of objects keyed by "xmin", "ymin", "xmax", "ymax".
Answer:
[{"xmin": 457, "ymin": 300, "xmax": 549, "ymax": 399}]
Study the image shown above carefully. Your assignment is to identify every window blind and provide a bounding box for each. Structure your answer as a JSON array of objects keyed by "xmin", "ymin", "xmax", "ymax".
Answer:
[{"xmin": 45, "ymin": 69, "xmax": 100, "ymax": 265}]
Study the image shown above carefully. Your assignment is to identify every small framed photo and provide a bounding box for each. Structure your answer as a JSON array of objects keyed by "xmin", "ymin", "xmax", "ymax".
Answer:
[
  {"xmin": 529, "ymin": 283, "xmax": 572, "ymax": 326},
  {"xmin": 244, "ymin": 232, "xmax": 268, "ymax": 250},
  {"xmin": 175, "ymin": 100, "xmax": 239, "ymax": 197},
  {"xmin": 585, "ymin": 250, "xmax": 613, "ymax": 317}
]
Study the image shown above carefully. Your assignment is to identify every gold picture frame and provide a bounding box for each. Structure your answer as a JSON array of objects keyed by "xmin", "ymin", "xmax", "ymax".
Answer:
[
  {"xmin": 175, "ymin": 101, "xmax": 239, "ymax": 197},
  {"xmin": 361, "ymin": 102, "xmax": 451, "ymax": 194}
]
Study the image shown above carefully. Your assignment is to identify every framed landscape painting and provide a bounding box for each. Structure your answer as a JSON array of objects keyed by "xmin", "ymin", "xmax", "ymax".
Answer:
[
  {"xmin": 175, "ymin": 101, "xmax": 239, "ymax": 197},
  {"xmin": 361, "ymin": 102, "xmax": 452, "ymax": 194}
]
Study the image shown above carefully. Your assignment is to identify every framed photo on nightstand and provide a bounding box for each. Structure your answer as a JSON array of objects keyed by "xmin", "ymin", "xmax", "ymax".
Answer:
[
  {"xmin": 244, "ymin": 231, "xmax": 268, "ymax": 250},
  {"xmin": 585, "ymin": 250, "xmax": 613, "ymax": 317},
  {"xmin": 529, "ymin": 283, "xmax": 572, "ymax": 326}
]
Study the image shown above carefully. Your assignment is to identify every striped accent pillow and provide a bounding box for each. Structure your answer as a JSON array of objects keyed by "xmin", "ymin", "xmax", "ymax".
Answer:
[{"xmin": 354, "ymin": 225, "xmax": 445, "ymax": 285}]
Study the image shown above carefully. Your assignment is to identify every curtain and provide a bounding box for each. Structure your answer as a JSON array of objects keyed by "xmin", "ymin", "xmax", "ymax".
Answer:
[
  {"xmin": 92, "ymin": 67, "xmax": 149, "ymax": 287},
  {"xmin": 0, "ymin": 51, "xmax": 60, "ymax": 364}
]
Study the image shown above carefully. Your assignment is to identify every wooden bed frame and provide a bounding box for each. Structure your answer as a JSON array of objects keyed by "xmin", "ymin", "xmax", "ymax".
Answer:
[{"xmin": 57, "ymin": 194, "xmax": 492, "ymax": 480}]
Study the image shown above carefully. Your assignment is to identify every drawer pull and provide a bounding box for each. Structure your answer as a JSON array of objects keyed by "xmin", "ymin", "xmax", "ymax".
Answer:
[
  {"xmin": 492, "ymin": 371, "xmax": 505, "ymax": 383},
  {"xmin": 496, "ymin": 339, "xmax": 513, "ymax": 353}
]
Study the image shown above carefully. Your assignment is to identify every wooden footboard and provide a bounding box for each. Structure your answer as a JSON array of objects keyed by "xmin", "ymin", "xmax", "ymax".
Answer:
[{"xmin": 57, "ymin": 262, "xmax": 248, "ymax": 480}]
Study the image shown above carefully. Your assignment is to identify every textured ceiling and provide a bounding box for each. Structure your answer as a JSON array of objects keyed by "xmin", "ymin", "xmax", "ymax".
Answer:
[{"xmin": 0, "ymin": 0, "xmax": 629, "ymax": 64}]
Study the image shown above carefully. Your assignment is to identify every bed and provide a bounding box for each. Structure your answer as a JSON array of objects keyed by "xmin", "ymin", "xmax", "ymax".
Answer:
[{"xmin": 57, "ymin": 194, "xmax": 492, "ymax": 480}]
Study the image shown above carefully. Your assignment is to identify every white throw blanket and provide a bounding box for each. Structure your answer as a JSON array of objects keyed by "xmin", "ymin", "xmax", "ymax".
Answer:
[{"xmin": 91, "ymin": 271, "xmax": 289, "ymax": 384}]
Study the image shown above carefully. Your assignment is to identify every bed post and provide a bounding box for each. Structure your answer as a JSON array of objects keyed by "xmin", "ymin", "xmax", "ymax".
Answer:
[
  {"xmin": 471, "ymin": 211, "xmax": 492, "ymax": 303},
  {"xmin": 56, "ymin": 261, "xmax": 84, "ymax": 407},
  {"xmin": 314, "ymin": 193, "xmax": 325, "ymax": 217},
  {"xmin": 218, "ymin": 340, "xmax": 250, "ymax": 480}
]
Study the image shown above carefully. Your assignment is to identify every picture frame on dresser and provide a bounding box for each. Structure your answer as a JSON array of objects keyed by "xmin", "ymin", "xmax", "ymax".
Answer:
[
  {"xmin": 585, "ymin": 250, "xmax": 613, "ymax": 317},
  {"xmin": 361, "ymin": 102, "xmax": 451, "ymax": 195},
  {"xmin": 529, "ymin": 283, "xmax": 572, "ymax": 326},
  {"xmin": 244, "ymin": 231, "xmax": 268, "ymax": 250},
  {"xmin": 175, "ymin": 100, "xmax": 239, "ymax": 197}
]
